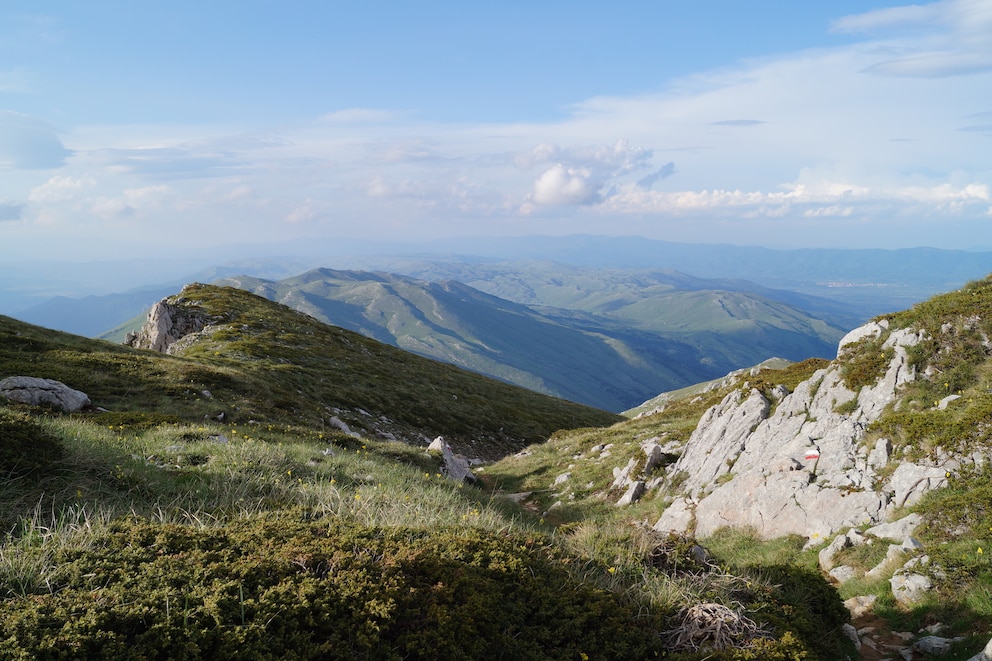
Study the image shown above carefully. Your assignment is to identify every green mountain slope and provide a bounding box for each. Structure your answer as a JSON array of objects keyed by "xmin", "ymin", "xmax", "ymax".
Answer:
[
  {"xmin": 1, "ymin": 284, "xmax": 619, "ymax": 458},
  {"xmin": 218, "ymin": 267, "xmax": 846, "ymax": 412}
]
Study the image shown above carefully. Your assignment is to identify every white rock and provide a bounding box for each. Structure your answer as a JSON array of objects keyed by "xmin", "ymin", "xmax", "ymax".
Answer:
[
  {"xmin": 867, "ymin": 514, "xmax": 923, "ymax": 541},
  {"xmin": 829, "ymin": 565, "xmax": 858, "ymax": 584},
  {"xmin": 844, "ymin": 594, "xmax": 877, "ymax": 618},
  {"xmin": 937, "ymin": 394, "xmax": 962, "ymax": 410},
  {"xmin": 616, "ymin": 481, "xmax": 646, "ymax": 506},
  {"xmin": 891, "ymin": 571, "xmax": 932, "ymax": 606},
  {"xmin": 913, "ymin": 636, "xmax": 952, "ymax": 655},
  {"xmin": 887, "ymin": 463, "xmax": 949, "ymax": 508}
]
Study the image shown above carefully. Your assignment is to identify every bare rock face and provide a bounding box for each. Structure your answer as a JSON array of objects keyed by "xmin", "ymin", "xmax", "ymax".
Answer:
[
  {"xmin": 0, "ymin": 376, "xmax": 91, "ymax": 412},
  {"xmin": 124, "ymin": 290, "xmax": 214, "ymax": 355},
  {"xmin": 655, "ymin": 321, "xmax": 928, "ymax": 541}
]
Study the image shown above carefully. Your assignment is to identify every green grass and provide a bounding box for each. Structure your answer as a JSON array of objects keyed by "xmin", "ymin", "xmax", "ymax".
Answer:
[{"xmin": 0, "ymin": 283, "xmax": 866, "ymax": 659}]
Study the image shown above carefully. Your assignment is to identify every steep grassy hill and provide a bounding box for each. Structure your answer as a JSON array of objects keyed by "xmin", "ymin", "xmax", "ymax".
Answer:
[
  {"xmin": 0, "ymin": 283, "xmax": 853, "ymax": 660},
  {"xmin": 1, "ymin": 284, "xmax": 618, "ymax": 459}
]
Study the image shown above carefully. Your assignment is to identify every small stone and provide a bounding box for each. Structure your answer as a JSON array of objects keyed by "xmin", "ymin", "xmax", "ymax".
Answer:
[
  {"xmin": 844, "ymin": 594, "xmax": 877, "ymax": 618},
  {"xmin": 829, "ymin": 565, "xmax": 858, "ymax": 584}
]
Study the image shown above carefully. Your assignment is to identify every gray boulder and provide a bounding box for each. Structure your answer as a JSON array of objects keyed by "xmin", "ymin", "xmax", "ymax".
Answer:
[
  {"xmin": 427, "ymin": 436, "xmax": 475, "ymax": 484},
  {"xmin": 866, "ymin": 514, "xmax": 922, "ymax": 541},
  {"xmin": 616, "ymin": 480, "xmax": 646, "ymax": 506},
  {"xmin": 891, "ymin": 570, "xmax": 932, "ymax": 606},
  {"xmin": 0, "ymin": 376, "xmax": 91, "ymax": 412}
]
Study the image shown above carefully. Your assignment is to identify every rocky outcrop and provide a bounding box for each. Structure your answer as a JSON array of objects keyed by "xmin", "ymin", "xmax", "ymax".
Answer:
[
  {"xmin": 0, "ymin": 376, "xmax": 91, "ymax": 412},
  {"xmin": 655, "ymin": 320, "xmax": 935, "ymax": 540},
  {"xmin": 427, "ymin": 436, "xmax": 476, "ymax": 484},
  {"xmin": 124, "ymin": 288, "xmax": 215, "ymax": 355}
]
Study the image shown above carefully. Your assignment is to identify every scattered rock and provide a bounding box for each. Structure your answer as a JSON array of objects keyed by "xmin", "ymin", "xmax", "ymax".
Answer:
[
  {"xmin": 819, "ymin": 531, "xmax": 863, "ymax": 571},
  {"xmin": 427, "ymin": 436, "xmax": 475, "ymax": 484},
  {"xmin": 890, "ymin": 571, "xmax": 932, "ymax": 606},
  {"xmin": 612, "ymin": 458, "xmax": 638, "ymax": 490},
  {"xmin": 829, "ymin": 565, "xmax": 858, "ymax": 584},
  {"xmin": 553, "ymin": 472, "xmax": 571, "ymax": 487},
  {"xmin": 937, "ymin": 394, "xmax": 961, "ymax": 410},
  {"xmin": 912, "ymin": 635, "xmax": 954, "ymax": 655},
  {"xmin": 842, "ymin": 623, "xmax": 861, "ymax": 652},
  {"xmin": 330, "ymin": 416, "xmax": 361, "ymax": 439},
  {"xmin": 844, "ymin": 594, "xmax": 877, "ymax": 618},
  {"xmin": 616, "ymin": 481, "xmax": 645, "ymax": 506},
  {"xmin": 867, "ymin": 514, "xmax": 923, "ymax": 541},
  {"xmin": 0, "ymin": 376, "xmax": 91, "ymax": 412}
]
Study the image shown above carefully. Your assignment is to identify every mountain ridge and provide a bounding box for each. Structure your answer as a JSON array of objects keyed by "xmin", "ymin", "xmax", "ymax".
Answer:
[{"xmin": 215, "ymin": 267, "xmax": 846, "ymax": 411}]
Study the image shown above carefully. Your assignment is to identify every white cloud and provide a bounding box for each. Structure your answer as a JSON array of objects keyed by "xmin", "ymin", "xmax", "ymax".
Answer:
[
  {"xmin": 804, "ymin": 205, "xmax": 854, "ymax": 218},
  {"xmin": 28, "ymin": 175, "xmax": 94, "ymax": 204},
  {"xmin": 531, "ymin": 164, "xmax": 599, "ymax": 206},
  {"xmin": 833, "ymin": 0, "xmax": 992, "ymax": 77},
  {"xmin": 286, "ymin": 198, "xmax": 316, "ymax": 223},
  {"xmin": 598, "ymin": 180, "xmax": 989, "ymax": 218},
  {"xmin": 5, "ymin": 2, "xmax": 990, "ymax": 251}
]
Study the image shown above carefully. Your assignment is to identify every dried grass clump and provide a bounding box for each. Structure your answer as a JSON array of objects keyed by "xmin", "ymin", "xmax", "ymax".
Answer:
[{"xmin": 663, "ymin": 602, "xmax": 767, "ymax": 652}]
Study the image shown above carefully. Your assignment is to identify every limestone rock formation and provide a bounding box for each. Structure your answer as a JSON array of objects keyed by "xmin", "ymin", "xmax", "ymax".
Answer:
[
  {"xmin": 655, "ymin": 319, "xmax": 938, "ymax": 540},
  {"xmin": 0, "ymin": 376, "xmax": 91, "ymax": 412},
  {"xmin": 124, "ymin": 287, "xmax": 216, "ymax": 355}
]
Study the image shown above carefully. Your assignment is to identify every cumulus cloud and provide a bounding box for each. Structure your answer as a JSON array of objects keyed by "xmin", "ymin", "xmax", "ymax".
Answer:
[
  {"xmin": 531, "ymin": 165, "xmax": 599, "ymax": 206},
  {"xmin": 520, "ymin": 140, "xmax": 659, "ymax": 209},
  {"xmin": 0, "ymin": 110, "xmax": 71, "ymax": 169},
  {"xmin": 598, "ymin": 180, "xmax": 989, "ymax": 217},
  {"xmin": 28, "ymin": 175, "xmax": 94, "ymax": 205},
  {"xmin": 90, "ymin": 185, "xmax": 173, "ymax": 220}
]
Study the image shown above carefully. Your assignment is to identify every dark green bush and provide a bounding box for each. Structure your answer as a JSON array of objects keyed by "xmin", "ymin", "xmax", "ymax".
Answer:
[{"xmin": 0, "ymin": 514, "xmax": 664, "ymax": 660}]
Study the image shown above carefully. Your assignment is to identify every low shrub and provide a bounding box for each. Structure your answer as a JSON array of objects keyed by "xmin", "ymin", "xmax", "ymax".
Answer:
[{"xmin": 0, "ymin": 514, "xmax": 665, "ymax": 660}]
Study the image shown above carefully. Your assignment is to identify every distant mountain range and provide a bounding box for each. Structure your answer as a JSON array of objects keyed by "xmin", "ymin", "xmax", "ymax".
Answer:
[
  {"xmin": 212, "ymin": 266, "xmax": 846, "ymax": 411},
  {"xmin": 10, "ymin": 235, "xmax": 992, "ymax": 410}
]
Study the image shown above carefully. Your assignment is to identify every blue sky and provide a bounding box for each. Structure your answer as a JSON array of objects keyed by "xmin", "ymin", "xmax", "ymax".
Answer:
[{"xmin": 1, "ymin": 0, "xmax": 990, "ymax": 260}]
